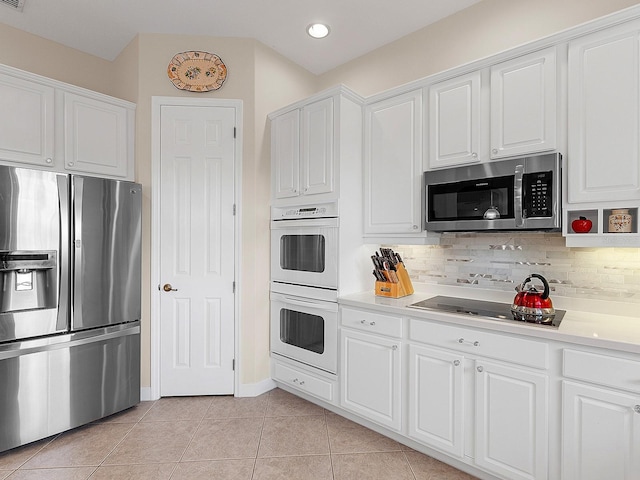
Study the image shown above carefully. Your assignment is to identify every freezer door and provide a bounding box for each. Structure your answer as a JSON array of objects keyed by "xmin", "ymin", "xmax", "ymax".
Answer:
[
  {"xmin": 0, "ymin": 166, "xmax": 69, "ymax": 342},
  {"xmin": 72, "ymin": 176, "xmax": 141, "ymax": 330}
]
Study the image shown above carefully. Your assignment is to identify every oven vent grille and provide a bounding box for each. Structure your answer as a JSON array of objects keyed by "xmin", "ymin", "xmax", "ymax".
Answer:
[{"xmin": 1, "ymin": 0, "xmax": 25, "ymax": 11}]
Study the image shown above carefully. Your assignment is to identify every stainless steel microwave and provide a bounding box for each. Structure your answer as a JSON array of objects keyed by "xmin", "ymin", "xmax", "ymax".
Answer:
[{"xmin": 424, "ymin": 153, "xmax": 562, "ymax": 232}]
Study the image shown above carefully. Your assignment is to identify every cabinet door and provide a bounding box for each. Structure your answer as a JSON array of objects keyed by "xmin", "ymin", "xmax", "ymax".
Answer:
[
  {"xmin": 0, "ymin": 73, "xmax": 55, "ymax": 167},
  {"xmin": 272, "ymin": 109, "xmax": 301, "ymax": 200},
  {"xmin": 568, "ymin": 21, "xmax": 640, "ymax": 203},
  {"xmin": 491, "ymin": 47, "xmax": 557, "ymax": 159},
  {"xmin": 301, "ymin": 97, "xmax": 334, "ymax": 196},
  {"xmin": 364, "ymin": 90, "xmax": 422, "ymax": 234},
  {"xmin": 62, "ymin": 91, "xmax": 130, "ymax": 178},
  {"xmin": 340, "ymin": 328, "xmax": 402, "ymax": 431},
  {"xmin": 562, "ymin": 381, "xmax": 640, "ymax": 480},
  {"xmin": 408, "ymin": 344, "xmax": 464, "ymax": 457},
  {"xmin": 429, "ymin": 71, "xmax": 482, "ymax": 169},
  {"xmin": 475, "ymin": 360, "xmax": 549, "ymax": 480}
]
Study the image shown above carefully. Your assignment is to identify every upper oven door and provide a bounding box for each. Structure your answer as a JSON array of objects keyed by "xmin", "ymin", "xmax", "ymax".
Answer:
[{"xmin": 270, "ymin": 217, "xmax": 339, "ymax": 290}]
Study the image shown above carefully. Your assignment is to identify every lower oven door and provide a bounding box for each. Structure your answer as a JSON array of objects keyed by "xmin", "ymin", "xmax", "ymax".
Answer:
[
  {"xmin": 270, "ymin": 217, "xmax": 338, "ymax": 290},
  {"xmin": 270, "ymin": 291, "xmax": 338, "ymax": 374}
]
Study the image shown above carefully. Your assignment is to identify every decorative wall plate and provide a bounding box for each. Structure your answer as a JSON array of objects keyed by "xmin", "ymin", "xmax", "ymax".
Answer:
[{"xmin": 167, "ymin": 51, "xmax": 227, "ymax": 92}]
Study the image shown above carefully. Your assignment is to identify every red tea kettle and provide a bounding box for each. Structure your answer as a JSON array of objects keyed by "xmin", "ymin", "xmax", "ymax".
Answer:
[{"xmin": 511, "ymin": 273, "xmax": 556, "ymax": 324}]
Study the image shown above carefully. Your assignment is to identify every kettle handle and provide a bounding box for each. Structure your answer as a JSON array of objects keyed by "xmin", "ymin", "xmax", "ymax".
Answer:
[{"xmin": 526, "ymin": 273, "xmax": 550, "ymax": 300}]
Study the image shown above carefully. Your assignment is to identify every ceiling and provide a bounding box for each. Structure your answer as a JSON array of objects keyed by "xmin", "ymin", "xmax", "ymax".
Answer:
[{"xmin": 0, "ymin": 0, "xmax": 482, "ymax": 75}]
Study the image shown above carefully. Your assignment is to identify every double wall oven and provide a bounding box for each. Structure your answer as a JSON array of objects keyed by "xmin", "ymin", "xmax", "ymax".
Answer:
[{"xmin": 270, "ymin": 203, "xmax": 339, "ymax": 374}]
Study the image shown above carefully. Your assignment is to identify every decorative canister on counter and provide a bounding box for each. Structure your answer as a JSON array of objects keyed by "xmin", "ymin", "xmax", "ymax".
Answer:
[{"xmin": 608, "ymin": 209, "xmax": 633, "ymax": 233}]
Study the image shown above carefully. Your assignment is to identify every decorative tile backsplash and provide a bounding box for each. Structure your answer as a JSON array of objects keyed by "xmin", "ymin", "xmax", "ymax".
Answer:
[{"xmin": 390, "ymin": 233, "xmax": 640, "ymax": 303}]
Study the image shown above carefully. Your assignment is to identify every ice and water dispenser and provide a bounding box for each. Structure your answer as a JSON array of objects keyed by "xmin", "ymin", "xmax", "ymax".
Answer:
[{"xmin": 0, "ymin": 251, "xmax": 57, "ymax": 314}]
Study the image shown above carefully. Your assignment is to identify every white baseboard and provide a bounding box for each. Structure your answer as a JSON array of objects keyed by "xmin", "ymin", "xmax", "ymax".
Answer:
[
  {"xmin": 140, "ymin": 387, "xmax": 155, "ymax": 401},
  {"xmin": 140, "ymin": 379, "xmax": 276, "ymax": 401},
  {"xmin": 236, "ymin": 377, "xmax": 277, "ymax": 397}
]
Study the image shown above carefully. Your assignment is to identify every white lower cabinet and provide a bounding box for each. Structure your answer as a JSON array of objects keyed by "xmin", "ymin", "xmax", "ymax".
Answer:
[
  {"xmin": 408, "ymin": 344, "xmax": 465, "ymax": 457},
  {"xmin": 340, "ymin": 328, "xmax": 402, "ymax": 431},
  {"xmin": 474, "ymin": 360, "xmax": 549, "ymax": 480},
  {"xmin": 408, "ymin": 318, "xmax": 549, "ymax": 480},
  {"xmin": 561, "ymin": 349, "xmax": 640, "ymax": 480}
]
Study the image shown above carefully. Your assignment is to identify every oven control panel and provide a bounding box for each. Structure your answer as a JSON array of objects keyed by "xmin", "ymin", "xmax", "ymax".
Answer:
[{"xmin": 271, "ymin": 202, "xmax": 339, "ymax": 220}]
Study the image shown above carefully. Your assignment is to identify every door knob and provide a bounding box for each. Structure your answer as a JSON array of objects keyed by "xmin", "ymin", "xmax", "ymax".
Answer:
[{"xmin": 162, "ymin": 283, "xmax": 178, "ymax": 292}]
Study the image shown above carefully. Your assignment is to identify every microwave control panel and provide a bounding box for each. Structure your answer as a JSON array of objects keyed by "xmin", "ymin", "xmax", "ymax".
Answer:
[{"xmin": 523, "ymin": 171, "xmax": 553, "ymax": 217}]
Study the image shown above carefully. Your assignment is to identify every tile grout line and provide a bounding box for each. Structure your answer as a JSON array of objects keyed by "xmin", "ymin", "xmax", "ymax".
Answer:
[{"xmin": 250, "ymin": 390, "xmax": 273, "ymax": 479}]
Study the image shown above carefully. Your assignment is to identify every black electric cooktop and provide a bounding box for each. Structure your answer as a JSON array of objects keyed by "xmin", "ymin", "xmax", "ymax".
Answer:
[{"xmin": 408, "ymin": 295, "xmax": 565, "ymax": 328}]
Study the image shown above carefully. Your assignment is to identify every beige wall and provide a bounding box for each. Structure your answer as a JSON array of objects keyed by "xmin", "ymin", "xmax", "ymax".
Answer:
[
  {"xmin": 317, "ymin": 0, "xmax": 640, "ymax": 96},
  {"xmin": 0, "ymin": 23, "xmax": 115, "ymax": 95},
  {"xmin": 0, "ymin": 0, "xmax": 637, "ymax": 391}
]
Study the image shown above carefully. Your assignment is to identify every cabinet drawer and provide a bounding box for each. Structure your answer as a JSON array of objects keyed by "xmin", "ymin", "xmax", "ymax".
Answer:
[
  {"xmin": 409, "ymin": 319, "xmax": 548, "ymax": 369},
  {"xmin": 341, "ymin": 307, "xmax": 403, "ymax": 338},
  {"xmin": 563, "ymin": 349, "xmax": 640, "ymax": 394},
  {"xmin": 273, "ymin": 361, "xmax": 335, "ymax": 403}
]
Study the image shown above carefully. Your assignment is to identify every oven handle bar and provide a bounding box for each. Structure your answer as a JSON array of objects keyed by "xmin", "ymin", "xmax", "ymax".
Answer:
[
  {"xmin": 274, "ymin": 294, "xmax": 338, "ymax": 312},
  {"xmin": 270, "ymin": 217, "xmax": 339, "ymax": 229}
]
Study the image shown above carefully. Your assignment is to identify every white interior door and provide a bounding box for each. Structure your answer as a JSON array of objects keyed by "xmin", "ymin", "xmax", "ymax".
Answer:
[{"xmin": 159, "ymin": 104, "xmax": 235, "ymax": 396}]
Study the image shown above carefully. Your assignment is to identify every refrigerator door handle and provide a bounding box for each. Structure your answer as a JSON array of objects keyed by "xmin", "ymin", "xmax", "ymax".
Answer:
[
  {"xmin": 72, "ymin": 176, "xmax": 84, "ymax": 328},
  {"xmin": 57, "ymin": 174, "xmax": 70, "ymax": 332}
]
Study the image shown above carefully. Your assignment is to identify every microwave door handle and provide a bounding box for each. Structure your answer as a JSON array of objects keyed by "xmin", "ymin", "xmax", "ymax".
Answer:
[
  {"xmin": 281, "ymin": 296, "xmax": 337, "ymax": 312},
  {"xmin": 514, "ymin": 164, "xmax": 525, "ymax": 228}
]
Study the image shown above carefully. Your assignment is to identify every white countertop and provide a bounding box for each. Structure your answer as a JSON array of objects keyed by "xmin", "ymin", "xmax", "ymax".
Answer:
[{"xmin": 339, "ymin": 285, "xmax": 640, "ymax": 355}]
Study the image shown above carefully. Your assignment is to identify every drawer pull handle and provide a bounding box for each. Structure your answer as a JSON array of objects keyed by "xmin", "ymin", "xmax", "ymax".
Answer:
[
  {"xmin": 299, "ymin": 381, "xmax": 305, "ymax": 386},
  {"xmin": 392, "ymin": 345, "xmax": 398, "ymax": 351},
  {"xmin": 292, "ymin": 378, "xmax": 298, "ymax": 383},
  {"xmin": 370, "ymin": 321, "xmax": 376, "ymax": 326},
  {"xmin": 360, "ymin": 320, "xmax": 376, "ymax": 326},
  {"xmin": 458, "ymin": 338, "xmax": 480, "ymax": 347},
  {"xmin": 360, "ymin": 320, "xmax": 367, "ymax": 324},
  {"xmin": 477, "ymin": 366, "xmax": 484, "ymax": 373},
  {"xmin": 634, "ymin": 405, "xmax": 640, "ymax": 414},
  {"xmin": 453, "ymin": 360, "xmax": 461, "ymax": 367}
]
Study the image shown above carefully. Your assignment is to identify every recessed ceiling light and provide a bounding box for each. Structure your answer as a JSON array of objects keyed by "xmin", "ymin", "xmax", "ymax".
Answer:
[{"xmin": 307, "ymin": 23, "xmax": 330, "ymax": 39}]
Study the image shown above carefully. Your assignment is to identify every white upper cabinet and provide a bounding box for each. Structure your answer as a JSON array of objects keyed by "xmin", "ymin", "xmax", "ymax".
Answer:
[
  {"xmin": 271, "ymin": 109, "xmax": 301, "ymax": 199},
  {"xmin": 428, "ymin": 71, "xmax": 483, "ymax": 169},
  {"xmin": 302, "ymin": 97, "xmax": 334, "ymax": 197},
  {"xmin": 270, "ymin": 87, "xmax": 362, "ymax": 206},
  {"xmin": 567, "ymin": 20, "xmax": 640, "ymax": 204},
  {"xmin": 490, "ymin": 47, "xmax": 558, "ymax": 159},
  {"xmin": 0, "ymin": 72, "xmax": 55, "ymax": 167},
  {"xmin": 0, "ymin": 64, "xmax": 135, "ymax": 180},
  {"xmin": 364, "ymin": 89, "xmax": 423, "ymax": 235},
  {"xmin": 62, "ymin": 91, "xmax": 132, "ymax": 178}
]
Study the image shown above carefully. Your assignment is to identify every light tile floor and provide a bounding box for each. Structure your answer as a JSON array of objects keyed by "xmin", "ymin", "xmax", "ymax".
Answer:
[{"xmin": 0, "ymin": 388, "xmax": 479, "ymax": 480}]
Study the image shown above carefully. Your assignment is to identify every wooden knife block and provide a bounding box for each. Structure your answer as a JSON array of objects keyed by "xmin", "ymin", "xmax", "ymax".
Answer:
[{"xmin": 375, "ymin": 263, "xmax": 414, "ymax": 298}]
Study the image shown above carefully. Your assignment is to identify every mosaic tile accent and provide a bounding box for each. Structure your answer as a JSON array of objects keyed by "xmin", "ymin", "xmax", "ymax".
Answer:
[{"xmin": 389, "ymin": 233, "xmax": 640, "ymax": 302}]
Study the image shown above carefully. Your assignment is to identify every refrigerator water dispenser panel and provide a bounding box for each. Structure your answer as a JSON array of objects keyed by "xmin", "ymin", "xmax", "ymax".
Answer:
[{"xmin": 0, "ymin": 251, "xmax": 57, "ymax": 313}]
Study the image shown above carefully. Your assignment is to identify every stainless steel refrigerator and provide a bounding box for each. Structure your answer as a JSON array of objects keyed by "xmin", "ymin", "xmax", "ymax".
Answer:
[{"xmin": 0, "ymin": 165, "xmax": 141, "ymax": 452}]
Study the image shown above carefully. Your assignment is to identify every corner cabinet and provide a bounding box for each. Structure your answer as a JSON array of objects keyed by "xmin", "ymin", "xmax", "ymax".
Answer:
[
  {"xmin": 270, "ymin": 86, "xmax": 363, "ymax": 206},
  {"xmin": 0, "ymin": 64, "xmax": 135, "ymax": 180},
  {"xmin": 564, "ymin": 19, "xmax": 640, "ymax": 246},
  {"xmin": 340, "ymin": 308, "xmax": 402, "ymax": 431},
  {"xmin": 363, "ymin": 89, "xmax": 423, "ymax": 236}
]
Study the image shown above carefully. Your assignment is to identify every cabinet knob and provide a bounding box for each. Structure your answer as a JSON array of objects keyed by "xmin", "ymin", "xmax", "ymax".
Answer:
[
  {"xmin": 634, "ymin": 405, "xmax": 640, "ymax": 414},
  {"xmin": 392, "ymin": 345, "xmax": 398, "ymax": 351},
  {"xmin": 492, "ymin": 148, "xmax": 498, "ymax": 154},
  {"xmin": 67, "ymin": 162, "xmax": 74, "ymax": 167},
  {"xmin": 412, "ymin": 225, "xmax": 419, "ymax": 230},
  {"xmin": 46, "ymin": 158, "xmax": 53, "ymax": 164},
  {"xmin": 471, "ymin": 152, "xmax": 478, "ymax": 158},
  {"xmin": 453, "ymin": 360, "xmax": 461, "ymax": 367},
  {"xmin": 477, "ymin": 366, "xmax": 484, "ymax": 373}
]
